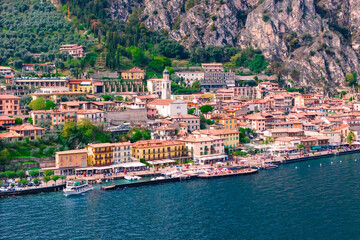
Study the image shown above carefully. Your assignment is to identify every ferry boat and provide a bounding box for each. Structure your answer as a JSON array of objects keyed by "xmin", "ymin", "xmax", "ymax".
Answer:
[
  {"xmin": 63, "ymin": 179, "xmax": 93, "ymax": 197},
  {"xmin": 124, "ymin": 175, "xmax": 142, "ymax": 181}
]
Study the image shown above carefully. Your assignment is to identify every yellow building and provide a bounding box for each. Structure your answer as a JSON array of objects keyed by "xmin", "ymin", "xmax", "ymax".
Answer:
[
  {"xmin": 120, "ymin": 68, "xmax": 145, "ymax": 80},
  {"xmin": 68, "ymin": 79, "xmax": 95, "ymax": 93},
  {"xmin": 86, "ymin": 143, "xmax": 114, "ymax": 166},
  {"xmin": 55, "ymin": 149, "xmax": 88, "ymax": 168},
  {"xmin": 193, "ymin": 129, "xmax": 240, "ymax": 148},
  {"xmin": 132, "ymin": 140, "xmax": 185, "ymax": 161}
]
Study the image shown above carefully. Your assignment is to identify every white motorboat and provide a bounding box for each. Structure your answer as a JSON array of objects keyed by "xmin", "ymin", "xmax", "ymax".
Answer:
[
  {"xmin": 124, "ymin": 175, "xmax": 142, "ymax": 181},
  {"xmin": 151, "ymin": 176, "xmax": 166, "ymax": 181},
  {"xmin": 63, "ymin": 179, "xmax": 93, "ymax": 197}
]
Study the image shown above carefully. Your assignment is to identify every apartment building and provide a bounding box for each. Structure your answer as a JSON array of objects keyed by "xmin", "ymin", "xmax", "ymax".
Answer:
[
  {"xmin": 55, "ymin": 149, "xmax": 88, "ymax": 168},
  {"xmin": 0, "ymin": 95, "xmax": 20, "ymax": 115},
  {"xmin": 168, "ymin": 114, "xmax": 200, "ymax": 131},
  {"xmin": 132, "ymin": 140, "xmax": 185, "ymax": 161},
  {"xmin": 181, "ymin": 134, "xmax": 226, "ymax": 165},
  {"xmin": 86, "ymin": 143, "xmax": 114, "ymax": 166},
  {"xmin": 113, "ymin": 142, "xmax": 133, "ymax": 164}
]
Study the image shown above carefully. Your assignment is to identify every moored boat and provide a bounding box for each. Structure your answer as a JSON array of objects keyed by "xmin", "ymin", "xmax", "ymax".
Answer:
[
  {"xmin": 124, "ymin": 175, "xmax": 142, "ymax": 181},
  {"xmin": 63, "ymin": 179, "xmax": 93, "ymax": 197}
]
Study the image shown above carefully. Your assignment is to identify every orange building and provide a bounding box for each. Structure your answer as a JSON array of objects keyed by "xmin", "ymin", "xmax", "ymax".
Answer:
[
  {"xmin": 8, "ymin": 123, "xmax": 45, "ymax": 140},
  {"xmin": 0, "ymin": 95, "xmax": 20, "ymax": 115},
  {"xmin": 0, "ymin": 116, "xmax": 15, "ymax": 127},
  {"xmin": 30, "ymin": 109, "xmax": 77, "ymax": 128},
  {"xmin": 55, "ymin": 149, "xmax": 88, "ymax": 168}
]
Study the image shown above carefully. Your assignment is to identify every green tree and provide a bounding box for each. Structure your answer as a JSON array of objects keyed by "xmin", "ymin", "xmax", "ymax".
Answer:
[
  {"xmin": 30, "ymin": 148, "xmax": 40, "ymax": 157},
  {"xmin": 4, "ymin": 171, "xmax": 16, "ymax": 178},
  {"xmin": 43, "ymin": 169, "xmax": 54, "ymax": 177},
  {"xmin": 29, "ymin": 170, "xmax": 39, "ymax": 177},
  {"xmin": 192, "ymin": 80, "xmax": 201, "ymax": 91},
  {"xmin": 296, "ymin": 144, "xmax": 305, "ymax": 152},
  {"xmin": 347, "ymin": 131, "xmax": 355, "ymax": 146},
  {"xmin": 20, "ymin": 178, "xmax": 28, "ymax": 185},
  {"xmin": 28, "ymin": 97, "xmax": 46, "ymax": 110},
  {"xmin": 15, "ymin": 118, "xmax": 22, "ymax": 124},
  {"xmin": 199, "ymin": 105, "xmax": 214, "ymax": 114},
  {"xmin": 33, "ymin": 178, "xmax": 39, "ymax": 184},
  {"xmin": 0, "ymin": 149, "xmax": 11, "ymax": 166},
  {"xmin": 20, "ymin": 95, "xmax": 33, "ymax": 106},
  {"xmin": 43, "ymin": 176, "xmax": 51, "ymax": 185},
  {"xmin": 188, "ymin": 108, "xmax": 196, "ymax": 115},
  {"xmin": 60, "ymin": 175, "xmax": 66, "ymax": 183},
  {"xmin": 345, "ymin": 73, "xmax": 357, "ymax": 86},
  {"xmin": 45, "ymin": 100, "xmax": 56, "ymax": 110},
  {"xmin": 51, "ymin": 175, "xmax": 60, "ymax": 183},
  {"xmin": 15, "ymin": 169, "xmax": 26, "ymax": 178},
  {"xmin": 43, "ymin": 146, "xmax": 54, "ymax": 156}
]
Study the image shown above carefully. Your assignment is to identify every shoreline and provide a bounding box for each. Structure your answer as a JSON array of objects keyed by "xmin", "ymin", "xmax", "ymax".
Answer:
[{"xmin": 1, "ymin": 149, "xmax": 359, "ymax": 198}]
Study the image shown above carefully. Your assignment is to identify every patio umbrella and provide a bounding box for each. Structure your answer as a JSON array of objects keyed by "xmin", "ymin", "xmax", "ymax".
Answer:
[{"xmin": 124, "ymin": 169, "xmax": 127, "ymax": 174}]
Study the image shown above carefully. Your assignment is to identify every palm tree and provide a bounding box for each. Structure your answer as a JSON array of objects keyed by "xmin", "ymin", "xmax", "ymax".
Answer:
[{"xmin": 297, "ymin": 144, "xmax": 305, "ymax": 155}]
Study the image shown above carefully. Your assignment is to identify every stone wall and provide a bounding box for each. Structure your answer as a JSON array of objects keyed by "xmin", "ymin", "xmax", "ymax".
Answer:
[{"xmin": 106, "ymin": 109, "xmax": 149, "ymax": 123}]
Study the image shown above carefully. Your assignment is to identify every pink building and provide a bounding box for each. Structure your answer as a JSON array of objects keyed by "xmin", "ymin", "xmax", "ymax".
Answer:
[
  {"xmin": 180, "ymin": 134, "xmax": 227, "ymax": 165},
  {"xmin": 0, "ymin": 95, "xmax": 20, "ymax": 115}
]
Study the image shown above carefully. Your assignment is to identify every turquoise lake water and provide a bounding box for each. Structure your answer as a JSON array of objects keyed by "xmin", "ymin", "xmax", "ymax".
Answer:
[{"xmin": 1, "ymin": 154, "xmax": 360, "ymax": 239}]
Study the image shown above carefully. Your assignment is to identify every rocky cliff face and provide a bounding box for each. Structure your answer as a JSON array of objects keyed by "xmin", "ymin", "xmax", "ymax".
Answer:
[{"xmin": 109, "ymin": 0, "xmax": 360, "ymax": 92}]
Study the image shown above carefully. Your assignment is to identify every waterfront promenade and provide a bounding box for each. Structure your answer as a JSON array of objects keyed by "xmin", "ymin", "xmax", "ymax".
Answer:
[{"xmin": 65, "ymin": 148, "xmax": 360, "ymax": 183}]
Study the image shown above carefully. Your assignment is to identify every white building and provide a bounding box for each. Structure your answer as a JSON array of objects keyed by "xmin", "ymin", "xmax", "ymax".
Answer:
[
  {"xmin": 113, "ymin": 142, "xmax": 133, "ymax": 164},
  {"xmin": 147, "ymin": 69, "xmax": 171, "ymax": 99},
  {"xmin": 0, "ymin": 66, "xmax": 15, "ymax": 76},
  {"xmin": 175, "ymin": 71, "xmax": 204, "ymax": 86},
  {"xmin": 147, "ymin": 99, "xmax": 187, "ymax": 117},
  {"xmin": 76, "ymin": 109, "xmax": 105, "ymax": 124}
]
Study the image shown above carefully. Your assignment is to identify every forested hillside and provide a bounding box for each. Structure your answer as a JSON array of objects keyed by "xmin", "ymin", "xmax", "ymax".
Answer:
[
  {"xmin": 0, "ymin": 0, "xmax": 91, "ymax": 66},
  {"xmin": 58, "ymin": 0, "xmax": 360, "ymax": 94}
]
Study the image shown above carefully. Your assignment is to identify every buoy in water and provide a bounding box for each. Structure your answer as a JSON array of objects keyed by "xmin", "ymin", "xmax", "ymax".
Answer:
[
  {"xmin": 331, "ymin": 162, "xmax": 334, "ymax": 164},
  {"xmin": 320, "ymin": 163, "xmax": 322, "ymax": 167},
  {"xmin": 308, "ymin": 165, "xmax": 310, "ymax": 167},
  {"xmin": 295, "ymin": 166, "xmax": 298, "ymax": 169}
]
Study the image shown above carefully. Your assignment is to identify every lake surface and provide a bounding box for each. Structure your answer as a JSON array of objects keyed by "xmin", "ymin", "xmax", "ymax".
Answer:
[{"xmin": 1, "ymin": 154, "xmax": 360, "ymax": 240}]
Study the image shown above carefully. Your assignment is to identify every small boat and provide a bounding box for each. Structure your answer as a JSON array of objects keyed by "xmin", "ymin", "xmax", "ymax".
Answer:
[
  {"xmin": 124, "ymin": 175, "xmax": 142, "ymax": 181},
  {"xmin": 63, "ymin": 179, "xmax": 93, "ymax": 197},
  {"xmin": 262, "ymin": 164, "xmax": 278, "ymax": 170},
  {"xmin": 151, "ymin": 176, "xmax": 166, "ymax": 181}
]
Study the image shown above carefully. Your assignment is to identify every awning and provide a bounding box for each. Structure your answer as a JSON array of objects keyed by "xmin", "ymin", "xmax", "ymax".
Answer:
[
  {"xmin": 121, "ymin": 162, "xmax": 146, "ymax": 168},
  {"xmin": 311, "ymin": 145, "xmax": 330, "ymax": 150}
]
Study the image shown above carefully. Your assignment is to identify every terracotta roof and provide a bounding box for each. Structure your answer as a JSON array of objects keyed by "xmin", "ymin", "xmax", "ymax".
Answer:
[
  {"xmin": 0, "ymin": 131, "xmax": 23, "ymax": 138},
  {"xmin": 169, "ymin": 114, "xmax": 200, "ymax": 119},
  {"xmin": 193, "ymin": 129, "xmax": 239, "ymax": 135},
  {"xmin": 87, "ymin": 143, "xmax": 114, "ymax": 148},
  {"xmin": 132, "ymin": 140, "xmax": 184, "ymax": 148},
  {"xmin": 9, "ymin": 123, "xmax": 44, "ymax": 131},
  {"xmin": 148, "ymin": 99, "xmax": 174, "ymax": 106},
  {"xmin": 55, "ymin": 149, "xmax": 88, "ymax": 155},
  {"xmin": 121, "ymin": 67, "xmax": 145, "ymax": 73},
  {"xmin": 0, "ymin": 116, "xmax": 15, "ymax": 121},
  {"xmin": 0, "ymin": 95, "xmax": 20, "ymax": 100},
  {"xmin": 113, "ymin": 142, "xmax": 132, "ymax": 147}
]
